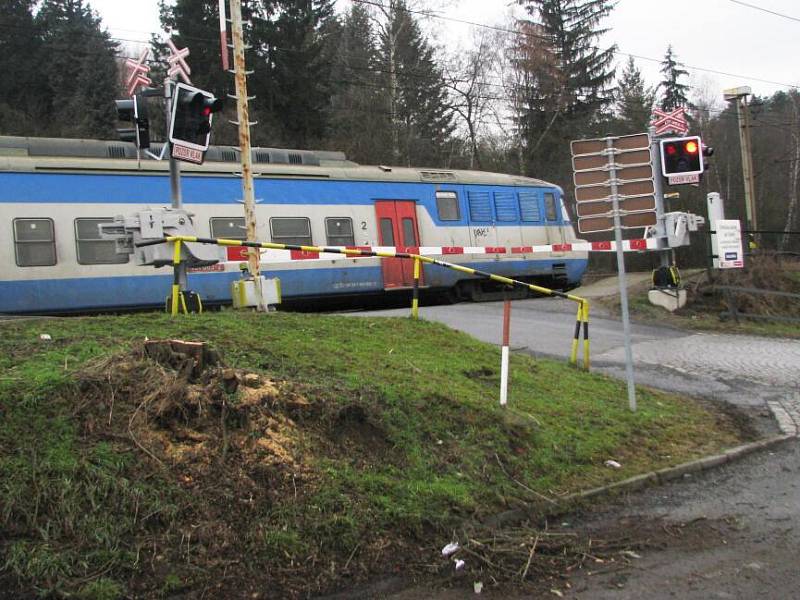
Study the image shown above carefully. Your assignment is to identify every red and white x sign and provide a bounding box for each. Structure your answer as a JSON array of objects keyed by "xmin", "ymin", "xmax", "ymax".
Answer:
[
  {"xmin": 652, "ymin": 107, "xmax": 689, "ymax": 136},
  {"xmin": 167, "ymin": 39, "xmax": 192, "ymax": 84},
  {"xmin": 125, "ymin": 48, "xmax": 152, "ymax": 96}
]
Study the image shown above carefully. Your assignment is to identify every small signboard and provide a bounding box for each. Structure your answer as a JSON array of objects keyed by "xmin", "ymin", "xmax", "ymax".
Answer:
[
  {"xmin": 668, "ymin": 173, "xmax": 700, "ymax": 185},
  {"xmin": 711, "ymin": 219, "xmax": 744, "ymax": 269},
  {"xmin": 172, "ymin": 143, "xmax": 203, "ymax": 164}
]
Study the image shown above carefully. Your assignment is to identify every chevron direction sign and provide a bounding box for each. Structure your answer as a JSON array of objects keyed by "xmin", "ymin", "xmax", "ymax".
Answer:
[{"xmin": 571, "ymin": 132, "xmax": 657, "ymax": 234}]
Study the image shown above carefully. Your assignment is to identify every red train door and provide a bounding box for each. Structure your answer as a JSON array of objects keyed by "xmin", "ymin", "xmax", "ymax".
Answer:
[{"xmin": 375, "ymin": 200, "xmax": 422, "ymax": 289}]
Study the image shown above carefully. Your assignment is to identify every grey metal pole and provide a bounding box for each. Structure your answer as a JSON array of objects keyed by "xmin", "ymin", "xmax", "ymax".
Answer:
[
  {"xmin": 230, "ymin": 0, "xmax": 265, "ymax": 310},
  {"xmin": 649, "ymin": 126, "xmax": 670, "ymax": 270},
  {"xmin": 165, "ymin": 80, "xmax": 187, "ymax": 290},
  {"xmin": 607, "ymin": 137, "xmax": 637, "ymax": 411},
  {"xmin": 166, "ymin": 81, "xmax": 181, "ymax": 210}
]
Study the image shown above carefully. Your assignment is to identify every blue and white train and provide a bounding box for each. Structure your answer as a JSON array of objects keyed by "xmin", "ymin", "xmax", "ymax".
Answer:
[{"xmin": 0, "ymin": 137, "xmax": 588, "ymax": 314}]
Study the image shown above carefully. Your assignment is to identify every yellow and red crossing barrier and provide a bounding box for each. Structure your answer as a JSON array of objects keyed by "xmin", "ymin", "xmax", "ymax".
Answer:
[{"xmin": 137, "ymin": 235, "xmax": 591, "ymax": 372}]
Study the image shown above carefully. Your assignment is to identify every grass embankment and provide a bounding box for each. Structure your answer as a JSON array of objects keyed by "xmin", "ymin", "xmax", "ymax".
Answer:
[{"xmin": 0, "ymin": 312, "xmax": 746, "ymax": 598}]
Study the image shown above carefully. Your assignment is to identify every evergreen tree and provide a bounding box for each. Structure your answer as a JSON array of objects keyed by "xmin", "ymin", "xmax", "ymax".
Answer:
[
  {"xmin": 0, "ymin": 0, "xmax": 118, "ymax": 137},
  {"xmin": 378, "ymin": 0, "xmax": 454, "ymax": 166},
  {"xmin": 327, "ymin": 4, "xmax": 388, "ymax": 162},
  {"xmin": 260, "ymin": 0, "xmax": 338, "ymax": 148},
  {"xmin": 0, "ymin": 1, "xmax": 44, "ymax": 134},
  {"xmin": 157, "ymin": 0, "xmax": 236, "ymax": 98},
  {"xmin": 659, "ymin": 45, "xmax": 690, "ymax": 111},
  {"xmin": 515, "ymin": 0, "xmax": 616, "ymax": 183},
  {"xmin": 157, "ymin": 0, "xmax": 263, "ymax": 146},
  {"xmin": 616, "ymin": 56, "xmax": 655, "ymax": 134},
  {"xmin": 35, "ymin": 0, "xmax": 119, "ymax": 138}
]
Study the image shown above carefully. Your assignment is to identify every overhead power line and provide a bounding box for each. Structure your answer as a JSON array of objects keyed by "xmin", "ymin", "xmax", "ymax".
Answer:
[
  {"xmin": 725, "ymin": 0, "xmax": 800, "ymax": 24},
  {"xmin": 350, "ymin": 0, "xmax": 800, "ymax": 90}
]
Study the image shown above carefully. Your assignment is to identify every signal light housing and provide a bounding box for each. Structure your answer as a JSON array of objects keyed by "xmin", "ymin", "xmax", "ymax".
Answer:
[
  {"xmin": 659, "ymin": 136, "xmax": 703, "ymax": 177},
  {"xmin": 114, "ymin": 93, "xmax": 150, "ymax": 150},
  {"xmin": 169, "ymin": 82, "xmax": 223, "ymax": 154}
]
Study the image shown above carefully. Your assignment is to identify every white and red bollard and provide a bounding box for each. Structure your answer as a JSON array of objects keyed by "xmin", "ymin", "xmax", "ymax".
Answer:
[{"xmin": 500, "ymin": 295, "xmax": 511, "ymax": 406}]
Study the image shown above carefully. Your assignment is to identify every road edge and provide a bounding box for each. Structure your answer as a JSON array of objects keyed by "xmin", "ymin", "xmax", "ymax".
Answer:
[{"xmin": 485, "ymin": 433, "xmax": 797, "ymax": 528}]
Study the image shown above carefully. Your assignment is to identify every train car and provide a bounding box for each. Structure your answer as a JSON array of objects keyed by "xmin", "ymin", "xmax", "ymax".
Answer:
[{"xmin": 0, "ymin": 136, "xmax": 588, "ymax": 314}]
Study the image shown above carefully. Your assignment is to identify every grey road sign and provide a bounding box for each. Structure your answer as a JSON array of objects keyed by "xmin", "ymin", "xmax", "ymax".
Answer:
[{"xmin": 571, "ymin": 132, "xmax": 656, "ymax": 235}]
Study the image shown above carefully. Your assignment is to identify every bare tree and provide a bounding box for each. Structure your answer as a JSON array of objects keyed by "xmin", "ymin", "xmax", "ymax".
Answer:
[{"xmin": 444, "ymin": 29, "xmax": 501, "ymax": 169}]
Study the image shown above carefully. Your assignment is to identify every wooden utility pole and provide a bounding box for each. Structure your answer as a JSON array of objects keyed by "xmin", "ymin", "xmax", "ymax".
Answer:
[
  {"xmin": 724, "ymin": 86, "xmax": 758, "ymax": 234},
  {"xmin": 229, "ymin": 0, "xmax": 265, "ymax": 310}
]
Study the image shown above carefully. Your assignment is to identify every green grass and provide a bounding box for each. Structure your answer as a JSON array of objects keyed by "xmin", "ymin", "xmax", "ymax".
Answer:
[{"xmin": 0, "ymin": 311, "xmax": 745, "ymax": 597}]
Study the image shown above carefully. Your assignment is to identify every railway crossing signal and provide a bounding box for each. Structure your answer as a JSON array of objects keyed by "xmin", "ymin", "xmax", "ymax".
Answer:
[
  {"xmin": 114, "ymin": 93, "xmax": 150, "ymax": 150},
  {"xmin": 659, "ymin": 136, "xmax": 704, "ymax": 184},
  {"xmin": 169, "ymin": 83, "xmax": 223, "ymax": 163}
]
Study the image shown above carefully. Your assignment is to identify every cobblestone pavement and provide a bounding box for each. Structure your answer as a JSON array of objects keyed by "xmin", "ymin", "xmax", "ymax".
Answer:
[{"xmin": 592, "ymin": 332, "xmax": 800, "ymax": 435}]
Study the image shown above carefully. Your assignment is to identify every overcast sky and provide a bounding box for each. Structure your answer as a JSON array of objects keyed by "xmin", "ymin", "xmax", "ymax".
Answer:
[{"xmin": 90, "ymin": 0, "xmax": 799, "ymax": 104}]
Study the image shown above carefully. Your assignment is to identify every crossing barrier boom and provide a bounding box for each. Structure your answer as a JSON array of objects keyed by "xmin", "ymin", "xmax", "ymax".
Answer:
[{"xmin": 137, "ymin": 235, "xmax": 591, "ymax": 370}]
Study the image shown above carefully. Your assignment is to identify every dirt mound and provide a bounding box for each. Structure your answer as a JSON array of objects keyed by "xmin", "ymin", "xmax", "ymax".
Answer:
[
  {"xmin": 78, "ymin": 340, "xmax": 320, "ymax": 494},
  {"xmin": 71, "ymin": 339, "xmax": 395, "ymax": 597}
]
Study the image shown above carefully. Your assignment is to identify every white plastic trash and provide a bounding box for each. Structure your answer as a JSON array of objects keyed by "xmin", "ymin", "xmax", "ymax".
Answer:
[{"xmin": 441, "ymin": 542, "xmax": 459, "ymax": 557}]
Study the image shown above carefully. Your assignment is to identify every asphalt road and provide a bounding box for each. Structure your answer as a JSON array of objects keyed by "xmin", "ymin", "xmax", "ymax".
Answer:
[{"xmin": 349, "ymin": 296, "xmax": 800, "ymax": 599}]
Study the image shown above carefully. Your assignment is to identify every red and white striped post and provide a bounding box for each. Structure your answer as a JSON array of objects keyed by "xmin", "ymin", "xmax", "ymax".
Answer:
[
  {"xmin": 219, "ymin": 0, "xmax": 230, "ymax": 72},
  {"xmin": 500, "ymin": 293, "xmax": 511, "ymax": 406}
]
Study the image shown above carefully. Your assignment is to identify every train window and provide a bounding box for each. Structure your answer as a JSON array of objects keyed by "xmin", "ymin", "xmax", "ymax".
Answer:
[
  {"xmin": 544, "ymin": 193, "xmax": 558, "ymax": 222},
  {"xmin": 74, "ymin": 218, "xmax": 129, "ymax": 265},
  {"xmin": 379, "ymin": 218, "xmax": 395, "ymax": 246},
  {"xmin": 467, "ymin": 191, "xmax": 492, "ymax": 222},
  {"xmin": 325, "ymin": 217, "xmax": 354, "ymax": 246},
  {"xmin": 494, "ymin": 191, "xmax": 518, "ymax": 222},
  {"xmin": 13, "ymin": 218, "xmax": 56, "ymax": 267},
  {"xmin": 436, "ymin": 191, "xmax": 460, "ymax": 221},
  {"xmin": 402, "ymin": 218, "xmax": 417, "ymax": 246},
  {"xmin": 518, "ymin": 191, "xmax": 542, "ymax": 222},
  {"xmin": 270, "ymin": 217, "xmax": 312, "ymax": 246},
  {"xmin": 210, "ymin": 217, "xmax": 247, "ymax": 240}
]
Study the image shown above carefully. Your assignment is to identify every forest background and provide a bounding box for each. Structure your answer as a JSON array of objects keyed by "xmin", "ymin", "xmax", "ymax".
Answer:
[{"xmin": 1, "ymin": 0, "xmax": 798, "ymax": 262}]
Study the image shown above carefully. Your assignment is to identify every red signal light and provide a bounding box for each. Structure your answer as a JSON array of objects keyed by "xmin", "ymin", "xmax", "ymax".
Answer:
[
  {"xmin": 685, "ymin": 140, "xmax": 699, "ymax": 154},
  {"xmin": 665, "ymin": 144, "xmax": 677, "ymax": 156},
  {"xmin": 202, "ymin": 107, "xmax": 212, "ymax": 117}
]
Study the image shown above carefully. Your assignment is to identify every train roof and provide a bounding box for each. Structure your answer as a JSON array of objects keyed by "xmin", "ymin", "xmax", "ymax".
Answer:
[{"xmin": 0, "ymin": 136, "xmax": 555, "ymax": 189}]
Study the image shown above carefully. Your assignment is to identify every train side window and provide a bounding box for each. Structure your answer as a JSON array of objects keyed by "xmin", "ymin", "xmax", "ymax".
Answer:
[
  {"xmin": 544, "ymin": 193, "xmax": 558, "ymax": 222},
  {"xmin": 467, "ymin": 191, "xmax": 492, "ymax": 222},
  {"xmin": 518, "ymin": 191, "xmax": 542, "ymax": 222},
  {"xmin": 210, "ymin": 217, "xmax": 247, "ymax": 240},
  {"xmin": 401, "ymin": 218, "xmax": 417, "ymax": 246},
  {"xmin": 325, "ymin": 217, "xmax": 355, "ymax": 246},
  {"xmin": 494, "ymin": 191, "xmax": 518, "ymax": 222},
  {"xmin": 270, "ymin": 217, "xmax": 312, "ymax": 246},
  {"xmin": 436, "ymin": 191, "xmax": 460, "ymax": 221},
  {"xmin": 74, "ymin": 218, "xmax": 129, "ymax": 265},
  {"xmin": 379, "ymin": 218, "xmax": 394, "ymax": 246},
  {"xmin": 13, "ymin": 218, "xmax": 56, "ymax": 267}
]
